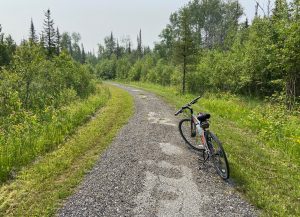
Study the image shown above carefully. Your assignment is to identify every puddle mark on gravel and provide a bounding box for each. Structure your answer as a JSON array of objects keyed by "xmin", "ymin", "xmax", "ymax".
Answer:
[
  {"xmin": 147, "ymin": 112, "xmax": 176, "ymax": 127},
  {"xmin": 159, "ymin": 143, "xmax": 183, "ymax": 156},
  {"xmin": 134, "ymin": 161, "xmax": 206, "ymax": 217}
]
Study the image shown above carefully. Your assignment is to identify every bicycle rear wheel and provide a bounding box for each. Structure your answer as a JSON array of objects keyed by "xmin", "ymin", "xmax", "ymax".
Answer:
[
  {"xmin": 179, "ymin": 118, "xmax": 204, "ymax": 151},
  {"xmin": 207, "ymin": 132, "xmax": 229, "ymax": 179}
]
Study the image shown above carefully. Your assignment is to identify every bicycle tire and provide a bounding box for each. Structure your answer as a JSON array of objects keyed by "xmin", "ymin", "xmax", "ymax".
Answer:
[
  {"xmin": 179, "ymin": 118, "xmax": 204, "ymax": 151},
  {"xmin": 206, "ymin": 131, "xmax": 229, "ymax": 179}
]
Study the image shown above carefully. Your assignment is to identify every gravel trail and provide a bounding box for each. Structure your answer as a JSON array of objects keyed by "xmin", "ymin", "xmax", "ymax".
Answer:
[{"xmin": 57, "ymin": 84, "xmax": 258, "ymax": 217}]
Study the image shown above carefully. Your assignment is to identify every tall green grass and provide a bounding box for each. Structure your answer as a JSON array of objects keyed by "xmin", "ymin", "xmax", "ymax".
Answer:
[
  {"xmin": 0, "ymin": 84, "xmax": 110, "ymax": 183},
  {"xmin": 125, "ymin": 82, "xmax": 300, "ymax": 217},
  {"xmin": 0, "ymin": 85, "xmax": 134, "ymax": 216}
]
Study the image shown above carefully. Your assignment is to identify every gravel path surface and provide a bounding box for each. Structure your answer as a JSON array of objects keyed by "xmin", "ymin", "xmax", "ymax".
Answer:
[{"xmin": 57, "ymin": 84, "xmax": 258, "ymax": 217}]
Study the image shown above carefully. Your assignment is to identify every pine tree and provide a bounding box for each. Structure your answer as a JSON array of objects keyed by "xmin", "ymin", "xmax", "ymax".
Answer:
[
  {"xmin": 116, "ymin": 39, "xmax": 121, "ymax": 59},
  {"xmin": 56, "ymin": 27, "xmax": 61, "ymax": 55},
  {"xmin": 81, "ymin": 43, "xmax": 86, "ymax": 64},
  {"xmin": 29, "ymin": 18, "xmax": 38, "ymax": 44},
  {"xmin": 245, "ymin": 18, "xmax": 249, "ymax": 28},
  {"xmin": 137, "ymin": 29, "xmax": 143, "ymax": 58},
  {"xmin": 43, "ymin": 9, "xmax": 56, "ymax": 57},
  {"xmin": 173, "ymin": 8, "xmax": 198, "ymax": 94},
  {"xmin": 128, "ymin": 41, "xmax": 131, "ymax": 54}
]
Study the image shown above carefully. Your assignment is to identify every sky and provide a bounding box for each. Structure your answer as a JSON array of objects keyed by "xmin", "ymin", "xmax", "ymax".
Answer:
[{"xmin": 0, "ymin": 0, "xmax": 277, "ymax": 53}]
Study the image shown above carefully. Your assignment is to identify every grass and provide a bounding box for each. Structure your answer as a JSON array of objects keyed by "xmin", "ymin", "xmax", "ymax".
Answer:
[
  {"xmin": 0, "ymin": 83, "xmax": 111, "ymax": 183},
  {"xmin": 0, "ymin": 84, "xmax": 134, "ymax": 216},
  {"xmin": 122, "ymin": 81, "xmax": 300, "ymax": 217}
]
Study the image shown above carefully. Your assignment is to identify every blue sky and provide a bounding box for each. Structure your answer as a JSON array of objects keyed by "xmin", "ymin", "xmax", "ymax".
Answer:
[{"xmin": 0, "ymin": 0, "xmax": 276, "ymax": 52}]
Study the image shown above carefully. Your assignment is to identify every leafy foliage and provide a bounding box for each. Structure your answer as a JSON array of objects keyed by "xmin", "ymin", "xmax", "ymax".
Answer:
[
  {"xmin": 0, "ymin": 25, "xmax": 16, "ymax": 67},
  {"xmin": 0, "ymin": 10, "xmax": 98, "ymax": 183},
  {"xmin": 95, "ymin": 0, "xmax": 299, "ymax": 111},
  {"xmin": 0, "ymin": 42, "xmax": 97, "ymax": 182}
]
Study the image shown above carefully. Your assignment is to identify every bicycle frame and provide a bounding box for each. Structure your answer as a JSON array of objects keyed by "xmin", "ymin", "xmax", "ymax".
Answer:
[{"xmin": 186, "ymin": 107, "xmax": 210, "ymax": 154}]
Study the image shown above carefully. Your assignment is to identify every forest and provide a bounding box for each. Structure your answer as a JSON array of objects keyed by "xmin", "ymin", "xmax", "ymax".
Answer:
[{"xmin": 95, "ymin": 0, "xmax": 300, "ymax": 111}]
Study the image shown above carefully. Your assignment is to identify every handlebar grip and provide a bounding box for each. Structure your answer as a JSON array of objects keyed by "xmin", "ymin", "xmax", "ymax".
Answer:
[
  {"xmin": 174, "ymin": 109, "xmax": 182, "ymax": 116},
  {"xmin": 190, "ymin": 96, "xmax": 201, "ymax": 105}
]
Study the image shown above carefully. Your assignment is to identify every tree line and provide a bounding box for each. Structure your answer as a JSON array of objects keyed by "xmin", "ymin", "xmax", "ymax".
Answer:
[
  {"xmin": 95, "ymin": 0, "xmax": 300, "ymax": 111},
  {"xmin": 0, "ymin": 9, "xmax": 98, "ymax": 182},
  {"xmin": 0, "ymin": 9, "xmax": 96, "ymax": 114}
]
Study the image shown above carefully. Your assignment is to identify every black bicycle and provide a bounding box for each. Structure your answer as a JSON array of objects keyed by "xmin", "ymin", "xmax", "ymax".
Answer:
[{"xmin": 175, "ymin": 96, "xmax": 229, "ymax": 179}]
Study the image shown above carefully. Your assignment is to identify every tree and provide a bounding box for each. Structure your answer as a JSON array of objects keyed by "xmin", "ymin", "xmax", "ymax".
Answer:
[
  {"xmin": 97, "ymin": 43, "xmax": 105, "ymax": 59},
  {"xmin": 173, "ymin": 8, "xmax": 198, "ymax": 94},
  {"xmin": 120, "ymin": 36, "xmax": 132, "ymax": 54},
  {"xmin": 43, "ymin": 9, "xmax": 56, "ymax": 57},
  {"xmin": 81, "ymin": 43, "xmax": 86, "ymax": 64},
  {"xmin": 137, "ymin": 29, "xmax": 143, "ymax": 58},
  {"xmin": 158, "ymin": 13, "xmax": 179, "ymax": 60},
  {"xmin": 271, "ymin": 0, "xmax": 296, "ymax": 109},
  {"xmin": 71, "ymin": 32, "xmax": 82, "ymax": 62},
  {"xmin": 29, "ymin": 18, "xmax": 38, "ymax": 44},
  {"xmin": 283, "ymin": 22, "xmax": 300, "ymax": 110},
  {"xmin": 115, "ymin": 39, "xmax": 123, "ymax": 59},
  {"xmin": 60, "ymin": 32, "xmax": 72, "ymax": 54},
  {"xmin": 104, "ymin": 32, "xmax": 116, "ymax": 59},
  {"xmin": 292, "ymin": 0, "xmax": 300, "ymax": 19},
  {"xmin": 128, "ymin": 41, "xmax": 132, "ymax": 54},
  {"xmin": 273, "ymin": 0, "xmax": 289, "ymax": 20},
  {"xmin": 0, "ymin": 25, "xmax": 9, "ymax": 67},
  {"xmin": 39, "ymin": 33, "xmax": 45, "ymax": 48},
  {"xmin": 56, "ymin": 27, "xmax": 61, "ymax": 55},
  {"xmin": 0, "ymin": 25, "xmax": 16, "ymax": 67},
  {"xmin": 221, "ymin": 0, "xmax": 243, "ymax": 49}
]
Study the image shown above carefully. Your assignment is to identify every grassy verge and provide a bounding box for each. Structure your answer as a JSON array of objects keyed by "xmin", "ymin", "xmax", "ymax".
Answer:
[
  {"xmin": 0, "ymin": 83, "xmax": 111, "ymax": 182},
  {"xmin": 0, "ymin": 84, "xmax": 134, "ymax": 216},
  {"xmin": 121, "ymin": 81, "xmax": 300, "ymax": 217}
]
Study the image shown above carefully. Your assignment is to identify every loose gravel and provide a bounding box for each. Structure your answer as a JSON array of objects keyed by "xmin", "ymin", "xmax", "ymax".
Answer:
[{"xmin": 57, "ymin": 84, "xmax": 258, "ymax": 217}]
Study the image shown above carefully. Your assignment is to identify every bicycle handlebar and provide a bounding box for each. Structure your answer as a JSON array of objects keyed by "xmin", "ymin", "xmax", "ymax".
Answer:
[
  {"xmin": 188, "ymin": 96, "xmax": 201, "ymax": 105},
  {"xmin": 174, "ymin": 96, "xmax": 201, "ymax": 116},
  {"xmin": 174, "ymin": 109, "xmax": 183, "ymax": 116}
]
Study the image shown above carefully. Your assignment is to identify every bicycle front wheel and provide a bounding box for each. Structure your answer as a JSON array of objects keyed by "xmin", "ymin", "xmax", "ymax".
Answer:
[
  {"xmin": 207, "ymin": 132, "xmax": 229, "ymax": 179},
  {"xmin": 179, "ymin": 118, "xmax": 204, "ymax": 151}
]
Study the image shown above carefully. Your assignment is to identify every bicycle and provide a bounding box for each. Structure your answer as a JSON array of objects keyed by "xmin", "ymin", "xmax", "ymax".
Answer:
[{"xmin": 175, "ymin": 96, "xmax": 230, "ymax": 180}]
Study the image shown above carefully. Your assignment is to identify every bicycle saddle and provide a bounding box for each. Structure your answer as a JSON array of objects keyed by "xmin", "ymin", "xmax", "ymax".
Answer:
[{"xmin": 197, "ymin": 113, "xmax": 211, "ymax": 121}]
